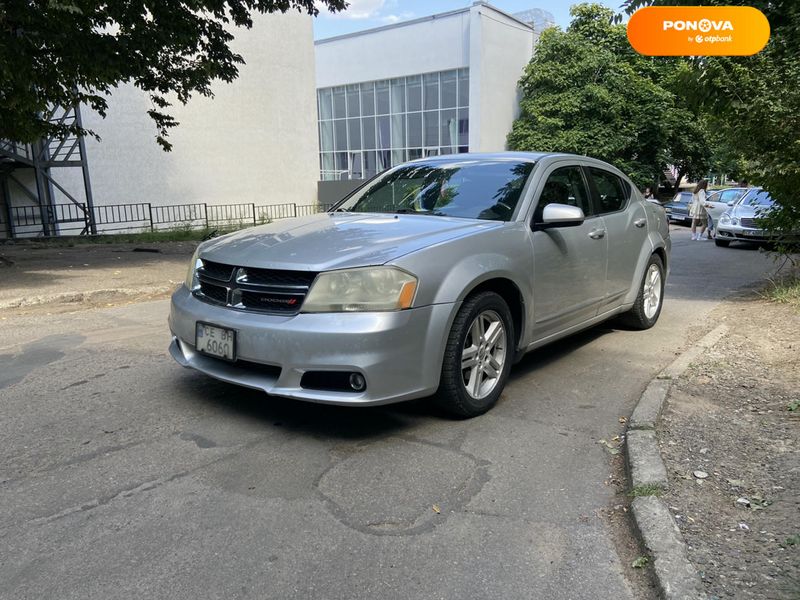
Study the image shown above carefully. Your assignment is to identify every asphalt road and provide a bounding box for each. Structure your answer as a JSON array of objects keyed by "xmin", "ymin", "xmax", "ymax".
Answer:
[{"xmin": 0, "ymin": 227, "xmax": 779, "ymax": 599}]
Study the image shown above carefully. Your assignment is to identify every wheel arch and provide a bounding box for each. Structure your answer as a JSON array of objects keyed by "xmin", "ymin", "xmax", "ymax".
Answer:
[{"xmin": 461, "ymin": 277, "xmax": 526, "ymax": 350}]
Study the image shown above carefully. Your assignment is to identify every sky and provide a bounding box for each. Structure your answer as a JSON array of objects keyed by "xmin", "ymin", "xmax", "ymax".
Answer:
[{"xmin": 313, "ymin": 0, "xmax": 623, "ymax": 40}]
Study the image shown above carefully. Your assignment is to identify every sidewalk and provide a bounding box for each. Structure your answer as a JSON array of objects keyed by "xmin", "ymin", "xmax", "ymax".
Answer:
[
  {"xmin": 0, "ymin": 241, "xmax": 195, "ymax": 313},
  {"xmin": 657, "ymin": 293, "xmax": 799, "ymax": 599}
]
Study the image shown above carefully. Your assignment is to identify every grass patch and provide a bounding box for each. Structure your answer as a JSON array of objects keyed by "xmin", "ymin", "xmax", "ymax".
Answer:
[
  {"xmin": 783, "ymin": 534, "xmax": 800, "ymax": 547},
  {"xmin": 629, "ymin": 484, "xmax": 664, "ymax": 497},
  {"xmin": 631, "ymin": 555, "xmax": 650, "ymax": 569},
  {"xmin": 762, "ymin": 274, "xmax": 800, "ymax": 309}
]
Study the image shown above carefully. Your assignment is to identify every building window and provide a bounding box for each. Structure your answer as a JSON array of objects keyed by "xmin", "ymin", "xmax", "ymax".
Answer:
[{"xmin": 317, "ymin": 68, "xmax": 469, "ymax": 180}]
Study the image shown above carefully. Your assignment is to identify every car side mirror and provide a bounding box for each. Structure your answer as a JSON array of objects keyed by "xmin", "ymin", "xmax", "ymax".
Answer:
[
  {"xmin": 535, "ymin": 203, "xmax": 585, "ymax": 229},
  {"xmin": 727, "ymin": 201, "xmax": 735, "ymax": 207}
]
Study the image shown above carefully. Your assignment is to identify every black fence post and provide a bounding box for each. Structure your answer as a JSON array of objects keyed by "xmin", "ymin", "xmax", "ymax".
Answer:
[
  {"xmin": 251, "ymin": 203, "xmax": 257, "ymax": 226},
  {"xmin": 147, "ymin": 203, "xmax": 154, "ymax": 232},
  {"xmin": 81, "ymin": 203, "xmax": 89, "ymax": 235},
  {"xmin": 203, "ymin": 203, "xmax": 209, "ymax": 229},
  {"xmin": 292, "ymin": 203, "xmax": 297, "ymax": 218}
]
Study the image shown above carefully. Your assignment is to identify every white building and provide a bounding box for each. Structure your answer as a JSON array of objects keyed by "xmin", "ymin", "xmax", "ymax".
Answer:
[
  {"xmin": 314, "ymin": 2, "xmax": 551, "ymax": 182},
  {"xmin": 0, "ymin": 10, "xmax": 319, "ymax": 238}
]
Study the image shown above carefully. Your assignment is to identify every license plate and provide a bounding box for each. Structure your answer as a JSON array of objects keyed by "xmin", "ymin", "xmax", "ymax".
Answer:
[
  {"xmin": 195, "ymin": 322, "xmax": 236, "ymax": 361},
  {"xmin": 742, "ymin": 229, "xmax": 759, "ymax": 236}
]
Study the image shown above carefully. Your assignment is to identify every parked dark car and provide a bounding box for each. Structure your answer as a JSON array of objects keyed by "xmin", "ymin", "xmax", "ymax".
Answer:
[{"xmin": 663, "ymin": 191, "xmax": 693, "ymax": 225}]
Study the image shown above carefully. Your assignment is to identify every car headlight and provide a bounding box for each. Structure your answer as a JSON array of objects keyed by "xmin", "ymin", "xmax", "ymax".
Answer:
[
  {"xmin": 184, "ymin": 247, "xmax": 202, "ymax": 290},
  {"xmin": 302, "ymin": 267, "xmax": 418, "ymax": 312},
  {"xmin": 720, "ymin": 213, "xmax": 731, "ymax": 225},
  {"xmin": 731, "ymin": 217, "xmax": 739, "ymax": 226}
]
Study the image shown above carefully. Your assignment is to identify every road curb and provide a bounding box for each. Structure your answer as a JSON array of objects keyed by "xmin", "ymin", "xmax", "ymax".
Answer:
[
  {"xmin": 0, "ymin": 286, "xmax": 175, "ymax": 310},
  {"xmin": 625, "ymin": 324, "xmax": 728, "ymax": 599},
  {"xmin": 631, "ymin": 497, "xmax": 707, "ymax": 599}
]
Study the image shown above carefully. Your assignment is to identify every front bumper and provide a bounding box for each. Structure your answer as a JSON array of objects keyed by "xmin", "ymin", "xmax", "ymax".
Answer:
[
  {"xmin": 168, "ymin": 286, "xmax": 456, "ymax": 406},
  {"xmin": 665, "ymin": 210, "xmax": 691, "ymax": 224},
  {"xmin": 715, "ymin": 224, "xmax": 776, "ymax": 242}
]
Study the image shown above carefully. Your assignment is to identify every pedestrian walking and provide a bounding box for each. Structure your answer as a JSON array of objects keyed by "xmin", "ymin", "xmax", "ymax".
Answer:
[{"xmin": 690, "ymin": 179, "xmax": 710, "ymax": 241}]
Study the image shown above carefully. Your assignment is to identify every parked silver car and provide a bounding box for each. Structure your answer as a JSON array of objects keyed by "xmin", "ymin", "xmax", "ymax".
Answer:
[
  {"xmin": 169, "ymin": 153, "xmax": 671, "ymax": 417},
  {"xmin": 705, "ymin": 187, "xmax": 748, "ymax": 232},
  {"xmin": 715, "ymin": 188, "xmax": 779, "ymax": 246}
]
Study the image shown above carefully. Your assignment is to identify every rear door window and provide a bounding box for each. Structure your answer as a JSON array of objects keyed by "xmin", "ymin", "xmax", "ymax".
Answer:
[{"xmin": 588, "ymin": 168, "xmax": 628, "ymax": 214}]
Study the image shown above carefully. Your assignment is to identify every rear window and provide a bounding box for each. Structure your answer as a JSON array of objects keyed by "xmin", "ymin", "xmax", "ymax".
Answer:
[{"xmin": 589, "ymin": 168, "xmax": 628, "ymax": 213}]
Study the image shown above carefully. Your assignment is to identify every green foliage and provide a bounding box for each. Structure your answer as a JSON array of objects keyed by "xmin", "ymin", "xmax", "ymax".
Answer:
[
  {"xmin": 508, "ymin": 3, "xmax": 711, "ymax": 188},
  {"xmin": 763, "ymin": 274, "xmax": 800, "ymax": 309},
  {"xmin": 622, "ymin": 0, "xmax": 800, "ymax": 254},
  {"xmin": 0, "ymin": 0, "xmax": 347, "ymax": 150},
  {"xmin": 631, "ymin": 556, "xmax": 650, "ymax": 569}
]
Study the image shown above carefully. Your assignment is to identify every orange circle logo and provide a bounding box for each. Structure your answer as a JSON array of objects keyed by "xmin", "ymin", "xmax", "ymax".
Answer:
[{"xmin": 627, "ymin": 6, "xmax": 770, "ymax": 56}]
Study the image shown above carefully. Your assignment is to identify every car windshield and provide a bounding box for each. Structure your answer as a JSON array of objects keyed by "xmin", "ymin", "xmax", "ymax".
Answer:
[
  {"xmin": 740, "ymin": 189, "xmax": 774, "ymax": 207},
  {"xmin": 672, "ymin": 193, "xmax": 691, "ymax": 204},
  {"xmin": 335, "ymin": 160, "xmax": 535, "ymax": 221}
]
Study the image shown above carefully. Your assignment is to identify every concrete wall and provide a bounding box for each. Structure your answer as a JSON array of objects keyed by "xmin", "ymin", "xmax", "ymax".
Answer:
[
  {"xmin": 469, "ymin": 4, "xmax": 535, "ymax": 152},
  {"xmin": 315, "ymin": 10, "xmax": 470, "ymax": 87},
  {"xmin": 46, "ymin": 10, "xmax": 318, "ymax": 213}
]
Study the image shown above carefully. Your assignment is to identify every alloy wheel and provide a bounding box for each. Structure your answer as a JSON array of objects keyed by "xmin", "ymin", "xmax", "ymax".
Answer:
[
  {"xmin": 461, "ymin": 310, "xmax": 507, "ymax": 399},
  {"xmin": 643, "ymin": 264, "xmax": 662, "ymax": 319}
]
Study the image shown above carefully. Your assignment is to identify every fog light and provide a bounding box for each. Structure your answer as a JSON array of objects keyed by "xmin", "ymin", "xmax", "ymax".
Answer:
[{"xmin": 349, "ymin": 373, "xmax": 366, "ymax": 392}]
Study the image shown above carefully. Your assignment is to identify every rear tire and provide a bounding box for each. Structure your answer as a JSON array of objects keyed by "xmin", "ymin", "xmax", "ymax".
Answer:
[
  {"xmin": 434, "ymin": 291, "xmax": 515, "ymax": 418},
  {"xmin": 619, "ymin": 254, "xmax": 664, "ymax": 330},
  {"xmin": 714, "ymin": 239, "xmax": 730, "ymax": 247}
]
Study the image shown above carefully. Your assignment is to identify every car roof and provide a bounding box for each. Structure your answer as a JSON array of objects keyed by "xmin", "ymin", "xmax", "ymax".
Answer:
[
  {"xmin": 413, "ymin": 151, "xmax": 551, "ymax": 164},
  {"xmin": 410, "ymin": 151, "xmax": 629, "ymax": 175}
]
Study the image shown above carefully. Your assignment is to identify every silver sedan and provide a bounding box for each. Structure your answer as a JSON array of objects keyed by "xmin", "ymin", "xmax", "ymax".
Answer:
[{"xmin": 169, "ymin": 152, "xmax": 670, "ymax": 417}]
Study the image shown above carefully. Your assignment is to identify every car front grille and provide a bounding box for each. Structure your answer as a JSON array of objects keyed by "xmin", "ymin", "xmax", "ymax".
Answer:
[
  {"xmin": 195, "ymin": 260, "xmax": 317, "ymax": 315},
  {"xmin": 739, "ymin": 218, "xmax": 759, "ymax": 229}
]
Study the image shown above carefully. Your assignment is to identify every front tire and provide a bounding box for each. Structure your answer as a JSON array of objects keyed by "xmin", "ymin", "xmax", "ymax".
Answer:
[
  {"xmin": 435, "ymin": 291, "xmax": 515, "ymax": 418},
  {"xmin": 715, "ymin": 239, "xmax": 730, "ymax": 247},
  {"xmin": 620, "ymin": 254, "xmax": 664, "ymax": 330}
]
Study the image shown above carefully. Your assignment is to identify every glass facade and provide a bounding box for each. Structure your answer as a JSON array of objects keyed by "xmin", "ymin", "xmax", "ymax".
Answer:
[{"xmin": 317, "ymin": 68, "xmax": 469, "ymax": 180}]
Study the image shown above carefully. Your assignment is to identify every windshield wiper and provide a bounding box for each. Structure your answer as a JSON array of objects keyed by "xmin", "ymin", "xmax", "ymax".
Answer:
[{"xmin": 393, "ymin": 208, "xmax": 446, "ymax": 215}]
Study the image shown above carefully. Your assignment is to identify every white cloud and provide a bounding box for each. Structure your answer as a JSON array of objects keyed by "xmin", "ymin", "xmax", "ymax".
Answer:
[{"xmin": 316, "ymin": 0, "xmax": 386, "ymax": 20}]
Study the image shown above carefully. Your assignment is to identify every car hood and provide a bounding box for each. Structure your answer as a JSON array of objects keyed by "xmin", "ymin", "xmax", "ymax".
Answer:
[
  {"xmin": 199, "ymin": 212, "xmax": 502, "ymax": 271},
  {"xmin": 731, "ymin": 203, "xmax": 772, "ymax": 219},
  {"xmin": 664, "ymin": 201, "xmax": 689, "ymax": 210}
]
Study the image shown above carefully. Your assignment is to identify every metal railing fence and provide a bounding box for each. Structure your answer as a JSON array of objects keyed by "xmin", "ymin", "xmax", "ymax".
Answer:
[{"xmin": 6, "ymin": 201, "xmax": 335, "ymax": 238}]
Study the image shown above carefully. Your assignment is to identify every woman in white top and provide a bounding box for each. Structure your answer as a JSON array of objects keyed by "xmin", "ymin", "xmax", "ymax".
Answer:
[{"xmin": 689, "ymin": 179, "xmax": 710, "ymax": 240}]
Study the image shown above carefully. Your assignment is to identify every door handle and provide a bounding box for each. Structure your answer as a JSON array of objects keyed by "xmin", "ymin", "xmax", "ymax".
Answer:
[
  {"xmin": 588, "ymin": 229, "xmax": 606, "ymax": 239},
  {"xmin": 634, "ymin": 218, "xmax": 647, "ymax": 228}
]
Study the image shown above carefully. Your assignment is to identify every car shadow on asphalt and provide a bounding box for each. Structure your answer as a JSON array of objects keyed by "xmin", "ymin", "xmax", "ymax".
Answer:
[
  {"xmin": 173, "ymin": 321, "xmax": 621, "ymax": 438},
  {"xmin": 174, "ymin": 370, "xmax": 436, "ymax": 440},
  {"xmin": 509, "ymin": 325, "xmax": 614, "ymax": 381}
]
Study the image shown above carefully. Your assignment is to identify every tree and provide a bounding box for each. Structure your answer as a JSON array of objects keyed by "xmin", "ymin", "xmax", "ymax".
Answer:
[
  {"xmin": 508, "ymin": 5, "xmax": 667, "ymax": 186},
  {"xmin": 0, "ymin": 0, "xmax": 347, "ymax": 150},
  {"xmin": 622, "ymin": 0, "xmax": 800, "ymax": 252},
  {"xmin": 507, "ymin": 3, "xmax": 710, "ymax": 188}
]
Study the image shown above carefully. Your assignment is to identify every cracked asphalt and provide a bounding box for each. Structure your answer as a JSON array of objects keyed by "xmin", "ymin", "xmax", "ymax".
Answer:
[{"xmin": 0, "ymin": 228, "xmax": 779, "ymax": 599}]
